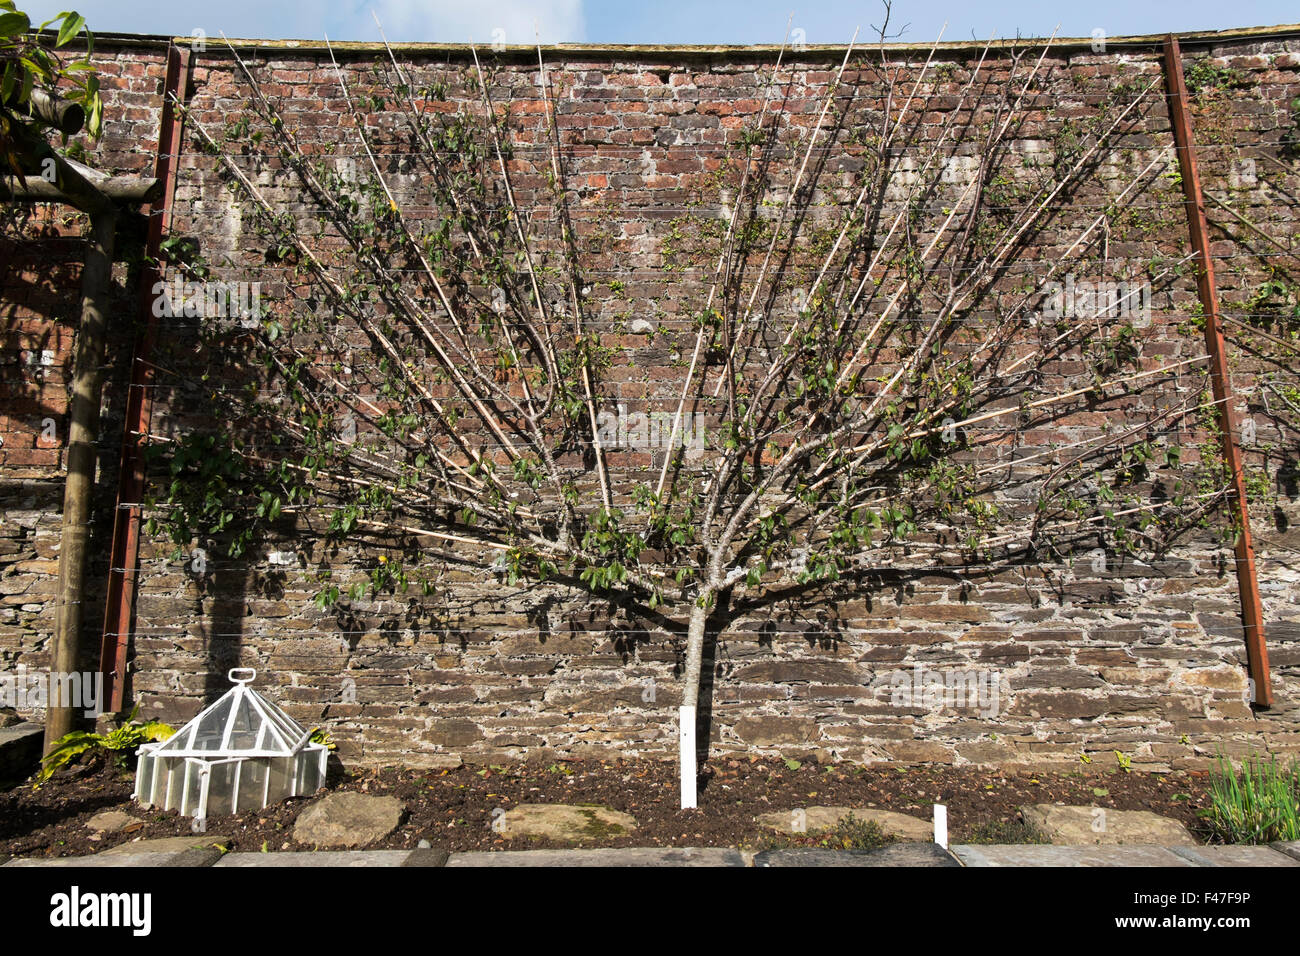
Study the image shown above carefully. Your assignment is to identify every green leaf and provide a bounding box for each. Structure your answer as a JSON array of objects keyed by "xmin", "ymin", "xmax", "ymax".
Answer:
[
  {"xmin": 86, "ymin": 91, "xmax": 102, "ymax": 137},
  {"xmin": 0, "ymin": 11, "xmax": 30, "ymax": 37},
  {"xmin": 55, "ymin": 12, "xmax": 85, "ymax": 47}
]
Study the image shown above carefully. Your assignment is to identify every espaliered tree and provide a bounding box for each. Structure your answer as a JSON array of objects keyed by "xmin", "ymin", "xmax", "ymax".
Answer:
[{"xmin": 149, "ymin": 21, "xmax": 1232, "ymax": 807}]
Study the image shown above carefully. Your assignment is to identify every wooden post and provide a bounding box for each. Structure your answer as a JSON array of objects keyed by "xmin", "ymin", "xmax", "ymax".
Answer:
[
  {"xmin": 44, "ymin": 210, "xmax": 117, "ymax": 753},
  {"xmin": 9, "ymin": 88, "xmax": 86, "ymax": 135},
  {"xmin": 1162, "ymin": 34, "xmax": 1272, "ymax": 708}
]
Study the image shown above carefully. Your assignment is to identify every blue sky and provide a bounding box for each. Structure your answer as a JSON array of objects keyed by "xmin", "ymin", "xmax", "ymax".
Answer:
[{"xmin": 21, "ymin": 1, "xmax": 1300, "ymax": 44}]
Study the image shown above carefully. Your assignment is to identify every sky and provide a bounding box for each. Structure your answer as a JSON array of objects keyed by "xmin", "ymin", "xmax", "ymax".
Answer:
[{"xmin": 19, "ymin": 0, "xmax": 1300, "ymax": 45}]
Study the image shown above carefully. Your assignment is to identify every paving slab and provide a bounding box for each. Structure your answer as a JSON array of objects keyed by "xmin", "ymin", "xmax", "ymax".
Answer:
[
  {"xmin": 5, "ymin": 848, "xmax": 223, "ymax": 867},
  {"xmin": 1272, "ymin": 841, "xmax": 1300, "ymax": 863},
  {"xmin": 1168, "ymin": 845, "xmax": 1299, "ymax": 867},
  {"xmin": 952, "ymin": 845, "xmax": 1196, "ymax": 867},
  {"xmin": 754, "ymin": 844, "xmax": 960, "ymax": 867},
  {"xmin": 448, "ymin": 847, "xmax": 745, "ymax": 867},
  {"xmin": 402, "ymin": 847, "xmax": 450, "ymax": 867},
  {"xmin": 217, "ymin": 850, "xmax": 415, "ymax": 867}
]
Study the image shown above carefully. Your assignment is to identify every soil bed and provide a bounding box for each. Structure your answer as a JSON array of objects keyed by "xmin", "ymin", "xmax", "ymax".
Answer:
[{"xmin": 0, "ymin": 756, "xmax": 1214, "ymax": 858}]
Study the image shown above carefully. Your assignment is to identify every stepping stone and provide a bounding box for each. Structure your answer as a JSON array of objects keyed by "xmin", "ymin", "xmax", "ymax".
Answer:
[
  {"xmin": 293, "ymin": 792, "xmax": 405, "ymax": 848},
  {"xmin": 1019, "ymin": 804, "xmax": 1196, "ymax": 846},
  {"xmin": 754, "ymin": 844, "xmax": 960, "ymax": 867},
  {"xmin": 86, "ymin": 810, "xmax": 136, "ymax": 834},
  {"xmin": 499, "ymin": 804, "xmax": 637, "ymax": 843},
  {"xmin": 755, "ymin": 806, "xmax": 932, "ymax": 841}
]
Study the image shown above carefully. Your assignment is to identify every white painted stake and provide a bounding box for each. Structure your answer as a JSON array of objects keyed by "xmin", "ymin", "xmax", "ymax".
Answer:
[
  {"xmin": 934, "ymin": 803, "xmax": 948, "ymax": 848},
  {"xmin": 680, "ymin": 705, "xmax": 697, "ymax": 809}
]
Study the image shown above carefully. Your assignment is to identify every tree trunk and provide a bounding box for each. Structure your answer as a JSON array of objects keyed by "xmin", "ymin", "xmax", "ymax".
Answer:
[
  {"xmin": 679, "ymin": 598, "xmax": 710, "ymax": 808},
  {"xmin": 45, "ymin": 211, "xmax": 117, "ymax": 754}
]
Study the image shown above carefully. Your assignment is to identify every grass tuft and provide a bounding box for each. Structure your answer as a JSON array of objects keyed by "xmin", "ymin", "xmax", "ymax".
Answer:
[{"xmin": 1203, "ymin": 753, "xmax": 1300, "ymax": 845}]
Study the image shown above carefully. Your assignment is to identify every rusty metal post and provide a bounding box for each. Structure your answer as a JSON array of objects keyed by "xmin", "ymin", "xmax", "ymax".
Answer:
[
  {"xmin": 1162, "ymin": 34, "xmax": 1272, "ymax": 707},
  {"xmin": 99, "ymin": 43, "xmax": 192, "ymax": 713}
]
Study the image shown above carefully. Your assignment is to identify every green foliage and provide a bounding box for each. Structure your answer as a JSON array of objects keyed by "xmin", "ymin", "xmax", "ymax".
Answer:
[
  {"xmin": 1243, "ymin": 275, "xmax": 1300, "ymax": 335},
  {"xmin": 817, "ymin": 813, "xmax": 894, "ymax": 850},
  {"xmin": 37, "ymin": 706, "xmax": 174, "ymax": 785},
  {"xmin": 1183, "ymin": 58, "xmax": 1244, "ymax": 99},
  {"xmin": 1282, "ymin": 96, "xmax": 1300, "ymax": 158},
  {"xmin": 1088, "ymin": 321, "xmax": 1141, "ymax": 376},
  {"xmin": 0, "ymin": 3, "xmax": 103, "ymax": 137},
  {"xmin": 578, "ymin": 508, "xmax": 643, "ymax": 591},
  {"xmin": 144, "ymin": 430, "xmax": 292, "ymax": 560},
  {"xmin": 756, "ymin": 811, "xmax": 896, "ymax": 852},
  {"xmin": 1203, "ymin": 753, "xmax": 1300, "ymax": 844}
]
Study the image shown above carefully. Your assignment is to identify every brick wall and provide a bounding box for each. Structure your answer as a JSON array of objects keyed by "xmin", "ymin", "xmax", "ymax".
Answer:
[{"xmin": 3, "ymin": 29, "xmax": 1300, "ymax": 772}]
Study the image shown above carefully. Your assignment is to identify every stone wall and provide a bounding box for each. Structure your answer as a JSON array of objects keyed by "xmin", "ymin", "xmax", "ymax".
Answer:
[{"xmin": 3, "ymin": 28, "xmax": 1300, "ymax": 772}]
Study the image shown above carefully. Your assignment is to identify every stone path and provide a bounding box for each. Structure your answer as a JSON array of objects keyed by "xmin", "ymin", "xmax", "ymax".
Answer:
[{"xmin": 5, "ymin": 840, "xmax": 1298, "ymax": 867}]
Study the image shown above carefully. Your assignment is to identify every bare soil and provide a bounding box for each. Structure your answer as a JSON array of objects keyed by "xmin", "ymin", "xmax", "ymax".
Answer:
[{"xmin": 0, "ymin": 755, "xmax": 1215, "ymax": 858}]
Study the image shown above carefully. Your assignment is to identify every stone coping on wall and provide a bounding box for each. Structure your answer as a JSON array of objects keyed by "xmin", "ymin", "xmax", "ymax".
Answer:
[{"xmin": 34, "ymin": 21, "xmax": 1300, "ymax": 57}]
